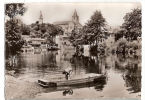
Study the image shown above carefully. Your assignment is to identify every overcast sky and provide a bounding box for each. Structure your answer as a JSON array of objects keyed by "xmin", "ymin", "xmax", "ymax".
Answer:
[{"xmin": 20, "ymin": 3, "xmax": 141, "ymax": 27}]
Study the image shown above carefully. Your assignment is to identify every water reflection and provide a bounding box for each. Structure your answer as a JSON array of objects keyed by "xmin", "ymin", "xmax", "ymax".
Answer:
[
  {"xmin": 114, "ymin": 54, "xmax": 141, "ymax": 94},
  {"xmin": 63, "ymin": 89, "xmax": 73, "ymax": 96},
  {"xmin": 41, "ymin": 76, "xmax": 107, "ymax": 96},
  {"xmin": 70, "ymin": 55, "xmax": 106, "ymax": 75},
  {"xmin": 5, "ymin": 48, "xmax": 141, "ymax": 98}
]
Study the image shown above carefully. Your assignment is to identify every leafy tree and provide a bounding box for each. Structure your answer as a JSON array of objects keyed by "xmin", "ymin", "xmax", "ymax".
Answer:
[
  {"xmin": 116, "ymin": 38, "xmax": 128, "ymax": 54},
  {"xmin": 115, "ymin": 29, "xmax": 124, "ymax": 41},
  {"xmin": 40, "ymin": 24, "xmax": 47, "ymax": 34},
  {"xmin": 47, "ymin": 24, "xmax": 63, "ymax": 37},
  {"xmin": 46, "ymin": 24, "xmax": 63, "ymax": 44},
  {"xmin": 21, "ymin": 25, "xmax": 30, "ymax": 35},
  {"xmin": 30, "ymin": 23, "xmax": 63, "ymax": 44},
  {"xmin": 71, "ymin": 10, "xmax": 106, "ymax": 49},
  {"xmin": 69, "ymin": 27, "xmax": 79, "ymax": 43},
  {"xmin": 85, "ymin": 10, "xmax": 106, "ymax": 44},
  {"xmin": 5, "ymin": 3, "xmax": 26, "ymax": 19},
  {"xmin": 122, "ymin": 8, "xmax": 141, "ymax": 41},
  {"xmin": 75, "ymin": 10, "xmax": 106, "ymax": 47},
  {"xmin": 5, "ymin": 20, "xmax": 24, "ymax": 55},
  {"xmin": 5, "ymin": 3, "xmax": 26, "ymax": 55}
]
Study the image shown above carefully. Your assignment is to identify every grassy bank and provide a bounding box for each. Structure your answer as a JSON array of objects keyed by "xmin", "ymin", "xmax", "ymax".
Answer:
[{"xmin": 5, "ymin": 74, "xmax": 43, "ymax": 100}]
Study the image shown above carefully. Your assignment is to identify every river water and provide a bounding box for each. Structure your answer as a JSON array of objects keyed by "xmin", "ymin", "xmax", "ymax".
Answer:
[{"xmin": 5, "ymin": 47, "xmax": 141, "ymax": 99}]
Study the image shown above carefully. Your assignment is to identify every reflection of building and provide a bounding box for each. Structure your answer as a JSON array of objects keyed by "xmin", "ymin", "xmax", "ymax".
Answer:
[{"xmin": 54, "ymin": 10, "xmax": 82, "ymax": 37}]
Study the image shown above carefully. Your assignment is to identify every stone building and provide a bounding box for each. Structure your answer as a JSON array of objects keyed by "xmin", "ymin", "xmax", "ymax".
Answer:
[
  {"xmin": 53, "ymin": 10, "xmax": 82, "ymax": 37},
  {"xmin": 53, "ymin": 10, "xmax": 82, "ymax": 48}
]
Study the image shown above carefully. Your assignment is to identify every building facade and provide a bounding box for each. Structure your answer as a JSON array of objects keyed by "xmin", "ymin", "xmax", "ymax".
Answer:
[
  {"xmin": 53, "ymin": 10, "xmax": 82, "ymax": 37},
  {"xmin": 53, "ymin": 10, "xmax": 82, "ymax": 47}
]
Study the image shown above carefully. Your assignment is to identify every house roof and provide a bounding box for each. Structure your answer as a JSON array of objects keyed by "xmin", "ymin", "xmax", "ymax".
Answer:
[
  {"xmin": 53, "ymin": 21, "xmax": 73, "ymax": 25},
  {"xmin": 54, "ymin": 21, "xmax": 82, "ymax": 27}
]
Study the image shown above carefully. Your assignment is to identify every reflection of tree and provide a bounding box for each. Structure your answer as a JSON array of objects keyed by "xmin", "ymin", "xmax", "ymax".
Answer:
[
  {"xmin": 37, "ymin": 51, "xmax": 59, "ymax": 73},
  {"xmin": 123, "ymin": 64, "xmax": 141, "ymax": 93},
  {"xmin": 115, "ymin": 54, "xmax": 141, "ymax": 93},
  {"xmin": 47, "ymin": 51, "xmax": 57, "ymax": 67},
  {"xmin": 37, "ymin": 52, "xmax": 57, "ymax": 67},
  {"xmin": 70, "ymin": 55, "xmax": 105, "ymax": 74},
  {"xmin": 5, "ymin": 54, "xmax": 26, "ymax": 77}
]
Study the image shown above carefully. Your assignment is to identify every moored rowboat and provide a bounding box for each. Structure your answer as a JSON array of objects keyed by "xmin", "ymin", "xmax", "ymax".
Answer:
[{"xmin": 38, "ymin": 73, "xmax": 106, "ymax": 88}]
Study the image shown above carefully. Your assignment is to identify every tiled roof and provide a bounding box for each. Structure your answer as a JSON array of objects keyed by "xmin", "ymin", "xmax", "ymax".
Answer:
[{"xmin": 53, "ymin": 21, "xmax": 73, "ymax": 25}]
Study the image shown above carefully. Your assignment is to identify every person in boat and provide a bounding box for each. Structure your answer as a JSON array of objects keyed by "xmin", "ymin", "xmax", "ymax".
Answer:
[{"xmin": 62, "ymin": 68, "xmax": 72, "ymax": 80}]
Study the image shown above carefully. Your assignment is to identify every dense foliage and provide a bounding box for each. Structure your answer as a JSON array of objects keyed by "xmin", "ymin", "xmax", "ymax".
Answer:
[
  {"xmin": 30, "ymin": 22, "xmax": 63, "ymax": 44},
  {"xmin": 5, "ymin": 3, "xmax": 26, "ymax": 19},
  {"xmin": 21, "ymin": 25, "xmax": 31, "ymax": 35},
  {"xmin": 83, "ymin": 10, "xmax": 106, "ymax": 43},
  {"xmin": 122, "ymin": 8, "xmax": 141, "ymax": 41},
  {"xmin": 73, "ymin": 10, "xmax": 107, "ymax": 46},
  {"xmin": 5, "ymin": 3, "xmax": 26, "ymax": 55}
]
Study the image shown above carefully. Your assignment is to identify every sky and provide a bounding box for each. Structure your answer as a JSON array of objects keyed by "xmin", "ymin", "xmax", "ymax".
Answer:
[{"xmin": 20, "ymin": 3, "xmax": 141, "ymax": 27}]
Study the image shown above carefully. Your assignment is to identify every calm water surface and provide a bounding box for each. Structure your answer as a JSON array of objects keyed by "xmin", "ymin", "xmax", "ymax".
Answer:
[{"xmin": 6, "ymin": 48, "xmax": 141, "ymax": 98}]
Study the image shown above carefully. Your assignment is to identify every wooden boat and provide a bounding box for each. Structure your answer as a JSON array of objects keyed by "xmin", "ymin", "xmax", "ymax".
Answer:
[{"xmin": 38, "ymin": 73, "xmax": 106, "ymax": 88}]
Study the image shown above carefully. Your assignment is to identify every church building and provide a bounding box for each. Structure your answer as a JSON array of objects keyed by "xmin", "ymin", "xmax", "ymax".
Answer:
[
  {"xmin": 39, "ymin": 11, "xmax": 43, "ymax": 24},
  {"xmin": 53, "ymin": 10, "xmax": 82, "ymax": 37}
]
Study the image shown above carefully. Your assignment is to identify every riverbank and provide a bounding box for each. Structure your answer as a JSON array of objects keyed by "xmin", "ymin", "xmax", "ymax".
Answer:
[{"xmin": 5, "ymin": 74, "xmax": 43, "ymax": 100}]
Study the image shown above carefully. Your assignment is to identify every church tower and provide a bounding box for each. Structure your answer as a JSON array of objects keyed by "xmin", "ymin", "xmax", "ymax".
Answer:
[
  {"xmin": 72, "ymin": 10, "xmax": 79, "ymax": 24},
  {"xmin": 39, "ymin": 11, "xmax": 43, "ymax": 24}
]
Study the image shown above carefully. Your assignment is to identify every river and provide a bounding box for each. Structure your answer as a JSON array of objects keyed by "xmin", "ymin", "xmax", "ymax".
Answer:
[{"xmin": 5, "ymin": 47, "xmax": 141, "ymax": 99}]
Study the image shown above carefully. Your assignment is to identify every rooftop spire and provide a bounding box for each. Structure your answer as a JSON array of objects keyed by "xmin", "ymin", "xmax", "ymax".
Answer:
[
  {"xmin": 73, "ymin": 9, "xmax": 78, "ymax": 17},
  {"xmin": 39, "ymin": 11, "xmax": 43, "ymax": 24},
  {"xmin": 72, "ymin": 9, "xmax": 79, "ymax": 23},
  {"xmin": 39, "ymin": 11, "xmax": 43, "ymax": 19}
]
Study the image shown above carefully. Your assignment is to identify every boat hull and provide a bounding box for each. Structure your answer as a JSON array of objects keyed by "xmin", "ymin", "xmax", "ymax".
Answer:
[{"xmin": 38, "ymin": 74, "xmax": 106, "ymax": 88}]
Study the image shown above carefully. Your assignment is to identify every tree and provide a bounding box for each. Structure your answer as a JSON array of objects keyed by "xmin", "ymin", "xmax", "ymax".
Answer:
[
  {"xmin": 30, "ymin": 22, "xmax": 63, "ymax": 44},
  {"xmin": 5, "ymin": 20, "xmax": 24, "ymax": 55},
  {"xmin": 77, "ymin": 10, "xmax": 106, "ymax": 47},
  {"xmin": 47, "ymin": 24, "xmax": 63, "ymax": 37},
  {"xmin": 122, "ymin": 8, "xmax": 141, "ymax": 41},
  {"xmin": 69, "ymin": 27, "xmax": 79, "ymax": 43},
  {"xmin": 40, "ymin": 24, "xmax": 47, "ymax": 34},
  {"xmin": 46, "ymin": 24, "xmax": 63, "ymax": 44},
  {"xmin": 5, "ymin": 3, "xmax": 26, "ymax": 19},
  {"xmin": 115, "ymin": 29, "xmax": 124, "ymax": 41},
  {"xmin": 21, "ymin": 25, "xmax": 30, "ymax": 35},
  {"xmin": 86, "ymin": 10, "xmax": 106, "ymax": 43},
  {"xmin": 5, "ymin": 3, "xmax": 26, "ymax": 55}
]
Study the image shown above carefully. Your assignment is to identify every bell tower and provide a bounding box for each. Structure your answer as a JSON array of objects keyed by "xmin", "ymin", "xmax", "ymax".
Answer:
[
  {"xmin": 39, "ymin": 11, "xmax": 43, "ymax": 24},
  {"xmin": 72, "ymin": 10, "xmax": 79, "ymax": 24}
]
